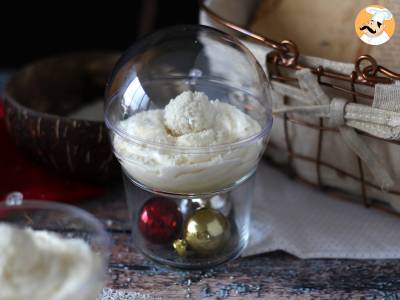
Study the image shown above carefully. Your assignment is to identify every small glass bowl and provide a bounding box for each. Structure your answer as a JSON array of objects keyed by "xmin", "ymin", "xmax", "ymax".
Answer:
[{"xmin": 0, "ymin": 192, "xmax": 110, "ymax": 300}]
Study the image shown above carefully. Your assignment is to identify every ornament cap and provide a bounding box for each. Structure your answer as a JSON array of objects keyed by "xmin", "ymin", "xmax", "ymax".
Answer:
[{"xmin": 173, "ymin": 239, "xmax": 188, "ymax": 257}]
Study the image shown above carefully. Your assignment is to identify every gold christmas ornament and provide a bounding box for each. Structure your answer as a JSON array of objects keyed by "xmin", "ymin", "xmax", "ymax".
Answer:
[
  {"xmin": 173, "ymin": 239, "xmax": 188, "ymax": 257},
  {"xmin": 184, "ymin": 208, "xmax": 231, "ymax": 255}
]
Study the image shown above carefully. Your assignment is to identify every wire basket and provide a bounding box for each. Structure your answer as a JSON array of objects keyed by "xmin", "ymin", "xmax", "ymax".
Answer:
[{"xmin": 200, "ymin": 0, "xmax": 400, "ymax": 215}]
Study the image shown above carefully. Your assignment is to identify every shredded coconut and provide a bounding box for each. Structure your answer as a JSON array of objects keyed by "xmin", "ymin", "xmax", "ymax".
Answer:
[
  {"xmin": 164, "ymin": 91, "xmax": 216, "ymax": 135},
  {"xmin": 0, "ymin": 223, "xmax": 104, "ymax": 300}
]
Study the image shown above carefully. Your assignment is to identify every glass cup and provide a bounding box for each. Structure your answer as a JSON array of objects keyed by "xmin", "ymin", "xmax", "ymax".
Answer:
[{"xmin": 105, "ymin": 25, "xmax": 272, "ymax": 269}]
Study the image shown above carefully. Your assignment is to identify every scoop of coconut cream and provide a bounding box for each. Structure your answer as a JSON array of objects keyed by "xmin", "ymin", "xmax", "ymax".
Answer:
[{"xmin": 164, "ymin": 91, "xmax": 216, "ymax": 136}]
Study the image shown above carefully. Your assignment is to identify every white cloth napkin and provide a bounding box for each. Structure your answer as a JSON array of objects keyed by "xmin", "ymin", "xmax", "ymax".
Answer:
[{"xmin": 244, "ymin": 160, "xmax": 400, "ymax": 259}]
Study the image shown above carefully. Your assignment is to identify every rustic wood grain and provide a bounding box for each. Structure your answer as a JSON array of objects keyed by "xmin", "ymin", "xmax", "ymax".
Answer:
[{"xmin": 80, "ymin": 184, "xmax": 400, "ymax": 300}]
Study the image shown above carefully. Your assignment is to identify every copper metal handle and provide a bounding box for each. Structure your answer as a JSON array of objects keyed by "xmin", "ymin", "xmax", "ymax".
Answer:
[{"xmin": 199, "ymin": 0, "xmax": 400, "ymax": 84}]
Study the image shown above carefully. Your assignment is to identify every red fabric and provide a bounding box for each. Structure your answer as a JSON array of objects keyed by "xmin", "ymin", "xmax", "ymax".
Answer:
[{"xmin": 0, "ymin": 101, "xmax": 105, "ymax": 202}]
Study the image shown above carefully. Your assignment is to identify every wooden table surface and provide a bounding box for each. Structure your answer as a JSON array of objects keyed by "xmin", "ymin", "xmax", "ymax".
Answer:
[{"xmin": 80, "ymin": 183, "xmax": 400, "ymax": 300}]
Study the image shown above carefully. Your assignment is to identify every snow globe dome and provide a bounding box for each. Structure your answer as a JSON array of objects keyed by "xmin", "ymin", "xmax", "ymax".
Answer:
[{"xmin": 105, "ymin": 25, "xmax": 271, "ymax": 119}]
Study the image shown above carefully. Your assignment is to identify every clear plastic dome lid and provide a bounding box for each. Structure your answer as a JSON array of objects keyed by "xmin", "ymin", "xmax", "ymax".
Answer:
[
  {"xmin": 104, "ymin": 25, "xmax": 273, "ymax": 195},
  {"xmin": 105, "ymin": 25, "xmax": 272, "ymax": 143}
]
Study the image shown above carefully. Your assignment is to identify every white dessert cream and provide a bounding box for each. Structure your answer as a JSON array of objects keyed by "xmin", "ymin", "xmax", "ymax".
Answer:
[
  {"xmin": 113, "ymin": 91, "xmax": 264, "ymax": 193},
  {"xmin": 0, "ymin": 223, "xmax": 104, "ymax": 300}
]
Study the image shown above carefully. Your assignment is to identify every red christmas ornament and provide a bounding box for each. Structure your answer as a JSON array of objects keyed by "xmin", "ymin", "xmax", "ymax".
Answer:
[{"xmin": 138, "ymin": 197, "xmax": 182, "ymax": 244}]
